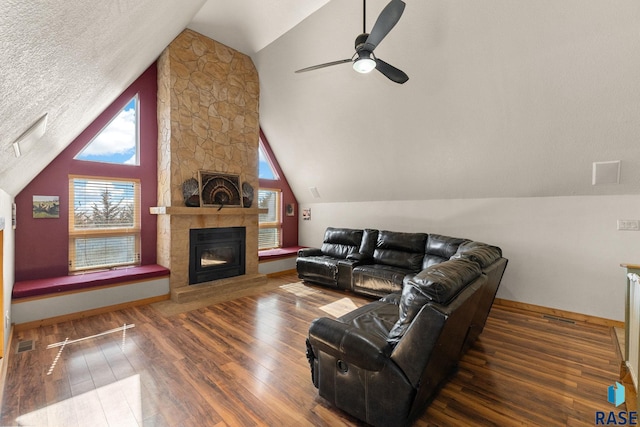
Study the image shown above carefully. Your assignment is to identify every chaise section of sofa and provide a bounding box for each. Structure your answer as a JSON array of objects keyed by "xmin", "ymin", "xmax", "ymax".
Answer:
[{"xmin": 306, "ymin": 257, "xmax": 488, "ymax": 427}]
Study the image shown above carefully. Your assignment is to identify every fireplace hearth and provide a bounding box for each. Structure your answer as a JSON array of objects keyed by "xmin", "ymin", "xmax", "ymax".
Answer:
[{"xmin": 189, "ymin": 227, "xmax": 246, "ymax": 285}]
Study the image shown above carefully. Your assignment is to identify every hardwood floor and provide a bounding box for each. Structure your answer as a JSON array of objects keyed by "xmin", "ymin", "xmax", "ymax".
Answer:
[{"xmin": 0, "ymin": 273, "xmax": 623, "ymax": 426}]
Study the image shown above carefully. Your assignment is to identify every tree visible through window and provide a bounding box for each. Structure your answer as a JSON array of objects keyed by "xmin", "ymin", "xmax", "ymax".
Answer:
[{"xmin": 69, "ymin": 176, "xmax": 140, "ymax": 272}]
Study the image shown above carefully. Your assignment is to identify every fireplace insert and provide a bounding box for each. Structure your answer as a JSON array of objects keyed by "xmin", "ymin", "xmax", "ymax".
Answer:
[{"xmin": 189, "ymin": 227, "xmax": 246, "ymax": 285}]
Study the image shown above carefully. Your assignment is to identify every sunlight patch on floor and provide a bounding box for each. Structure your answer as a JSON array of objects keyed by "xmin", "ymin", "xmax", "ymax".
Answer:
[
  {"xmin": 16, "ymin": 374, "xmax": 142, "ymax": 427},
  {"xmin": 46, "ymin": 324, "xmax": 134, "ymax": 376},
  {"xmin": 279, "ymin": 282, "xmax": 319, "ymax": 297},
  {"xmin": 320, "ymin": 297, "xmax": 359, "ymax": 318}
]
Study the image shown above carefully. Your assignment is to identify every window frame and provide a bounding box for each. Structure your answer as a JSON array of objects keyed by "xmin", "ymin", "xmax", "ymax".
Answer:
[
  {"xmin": 74, "ymin": 94, "xmax": 140, "ymax": 166},
  {"xmin": 68, "ymin": 174, "xmax": 141, "ymax": 273},
  {"xmin": 258, "ymin": 137, "xmax": 279, "ymax": 180},
  {"xmin": 258, "ymin": 187, "xmax": 282, "ymax": 250}
]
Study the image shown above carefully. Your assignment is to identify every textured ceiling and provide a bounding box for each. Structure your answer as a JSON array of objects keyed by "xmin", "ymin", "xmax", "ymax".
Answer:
[
  {"xmin": 0, "ymin": 0, "xmax": 328, "ymax": 197},
  {"xmin": 0, "ymin": 0, "xmax": 206, "ymax": 196}
]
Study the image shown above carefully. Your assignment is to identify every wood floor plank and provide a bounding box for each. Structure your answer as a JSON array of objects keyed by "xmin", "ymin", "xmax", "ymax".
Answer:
[{"xmin": 0, "ymin": 273, "xmax": 624, "ymax": 426}]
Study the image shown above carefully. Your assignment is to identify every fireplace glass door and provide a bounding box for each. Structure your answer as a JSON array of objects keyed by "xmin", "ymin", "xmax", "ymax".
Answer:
[{"xmin": 189, "ymin": 227, "xmax": 246, "ymax": 284}]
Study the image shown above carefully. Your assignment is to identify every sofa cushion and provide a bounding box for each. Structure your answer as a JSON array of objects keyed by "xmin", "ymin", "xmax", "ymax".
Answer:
[
  {"xmin": 352, "ymin": 264, "xmax": 414, "ymax": 297},
  {"xmin": 338, "ymin": 300, "xmax": 400, "ymax": 343},
  {"xmin": 347, "ymin": 228, "xmax": 379, "ymax": 261},
  {"xmin": 373, "ymin": 231, "xmax": 427, "ymax": 271},
  {"xmin": 422, "ymin": 234, "xmax": 468, "ymax": 269},
  {"xmin": 321, "ymin": 227, "xmax": 363, "ymax": 259},
  {"xmin": 387, "ymin": 258, "xmax": 482, "ymax": 343},
  {"xmin": 451, "ymin": 241, "xmax": 502, "ymax": 268}
]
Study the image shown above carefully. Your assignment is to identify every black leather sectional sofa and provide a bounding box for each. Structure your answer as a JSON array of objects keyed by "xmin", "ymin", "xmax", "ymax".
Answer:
[{"xmin": 298, "ymin": 227, "xmax": 508, "ymax": 427}]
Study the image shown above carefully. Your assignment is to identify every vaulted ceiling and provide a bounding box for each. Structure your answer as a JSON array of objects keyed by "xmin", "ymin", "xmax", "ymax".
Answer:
[
  {"xmin": 1, "ymin": 0, "xmax": 639, "ymax": 205},
  {"xmin": 254, "ymin": 0, "xmax": 640, "ymax": 204},
  {"xmin": 0, "ymin": 0, "xmax": 206, "ymax": 196}
]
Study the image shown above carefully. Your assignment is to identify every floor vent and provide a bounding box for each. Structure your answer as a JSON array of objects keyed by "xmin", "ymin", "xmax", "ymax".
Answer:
[
  {"xmin": 16, "ymin": 340, "xmax": 35, "ymax": 354},
  {"xmin": 543, "ymin": 315, "xmax": 576, "ymax": 324}
]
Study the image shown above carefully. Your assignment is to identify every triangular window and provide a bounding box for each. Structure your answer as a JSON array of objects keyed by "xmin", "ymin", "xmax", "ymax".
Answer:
[
  {"xmin": 258, "ymin": 138, "xmax": 278, "ymax": 180},
  {"xmin": 75, "ymin": 95, "xmax": 139, "ymax": 165}
]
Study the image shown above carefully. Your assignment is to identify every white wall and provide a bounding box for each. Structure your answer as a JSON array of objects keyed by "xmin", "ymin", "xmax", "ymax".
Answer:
[
  {"xmin": 0, "ymin": 189, "xmax": 14, "ymax": 350},
  {"xmin": 298, "ymin": 195, "xmax": 640, "ymax": 322}
]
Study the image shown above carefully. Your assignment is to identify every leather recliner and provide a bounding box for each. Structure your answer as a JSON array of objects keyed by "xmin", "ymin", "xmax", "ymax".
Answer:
[
  {"xmin": 306, "ymin": 258, "xmax": 487, "ymax": 427},
  {"xmin": 296, "ymin": 227, "xmax": 364, "ymax": 289}
]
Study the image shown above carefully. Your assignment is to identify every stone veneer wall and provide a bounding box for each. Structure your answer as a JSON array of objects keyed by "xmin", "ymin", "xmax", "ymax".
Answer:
[{"xmin": 156, "ymin": 29, "xmax": 260, "ymax": 292}]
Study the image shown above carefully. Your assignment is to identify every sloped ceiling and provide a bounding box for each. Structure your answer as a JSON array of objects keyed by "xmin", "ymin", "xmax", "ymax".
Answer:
[
  {"xmin": 254, "ymin": 0, "xmax": 640, "ymax": 204},
  {"xmin": 188, "ymin": 0, "xmax": 330, "ymax": 55},
  {"xmin": 0, "ymin": 0, "xmax": 206, "ymax": 196},
  {"xmin": 2, "ymin": 0, "xmax": 639, "ymax": 206}
]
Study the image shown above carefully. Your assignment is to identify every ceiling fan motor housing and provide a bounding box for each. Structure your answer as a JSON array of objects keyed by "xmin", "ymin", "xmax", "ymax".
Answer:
[{"xmin": 355, "ymin": 33, "xmax": 369, "ymax": 51}]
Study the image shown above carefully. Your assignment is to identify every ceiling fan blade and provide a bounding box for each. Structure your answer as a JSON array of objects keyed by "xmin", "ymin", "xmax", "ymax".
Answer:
[
  {"xmin": 361, "ymin": 0, "xmax": 406, "ymax": 52},
  {"xmin": 295, "ymin": 59, "xmax": 352, "ymax": 73},
  {"xmin": 375, "ymin": 58, "xmax": 409, "ymax": 84}
]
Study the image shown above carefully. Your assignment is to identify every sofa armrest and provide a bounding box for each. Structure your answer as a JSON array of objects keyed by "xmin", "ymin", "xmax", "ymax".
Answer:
[
  {"xmin": 298, "ymin": 247, "xmax": 323, "ymax": 257},
  {"xmin": 337, "ymin": 259, "xmax": 361, "ymax": 290},
  {"xmin": 308, "ymin": 317, "xmax": 391, "ymax": 371}
]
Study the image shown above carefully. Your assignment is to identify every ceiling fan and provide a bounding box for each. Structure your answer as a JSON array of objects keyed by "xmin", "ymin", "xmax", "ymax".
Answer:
[{"xmin": 295, "ymin": 0, "xmax": 408, "ymax": 84}]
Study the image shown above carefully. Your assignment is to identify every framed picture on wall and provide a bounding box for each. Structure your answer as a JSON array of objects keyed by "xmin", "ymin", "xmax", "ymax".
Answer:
[
  {"xmin": 32, "ymin": 195, "xmax": 60, "ymax": 219},
  {"xmin": 286, "ymin": 203, "xmax": 295, "ymax": 216},
  {"xmin": 303, "ymin": 208, "xmax": 311, "ymax": 221}
]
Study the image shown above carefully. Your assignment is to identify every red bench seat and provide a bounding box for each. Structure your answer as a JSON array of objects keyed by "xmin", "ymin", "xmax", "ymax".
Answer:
[
  {"xmin": 12, "ymin": 264, "xmax": 170, "ymax": 299},
  {"xmin": 259, "ymin": 246, "xmax": 305, "ymax": 262}
]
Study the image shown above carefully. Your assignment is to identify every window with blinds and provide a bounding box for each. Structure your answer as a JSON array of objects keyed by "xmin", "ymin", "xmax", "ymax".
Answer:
[
  {"xmin": 258, "ymin": 188, "xmax": 281, "ymax": 250},
  {"xmin": 69, "ymin": 176, "xmax": 141, "ymax": 272}
]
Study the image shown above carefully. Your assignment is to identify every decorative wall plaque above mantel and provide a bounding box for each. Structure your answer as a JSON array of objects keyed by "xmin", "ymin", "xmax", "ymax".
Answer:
[{"xmin": 198, "ymin": 171, "xmax": 242, "ymax": 208}]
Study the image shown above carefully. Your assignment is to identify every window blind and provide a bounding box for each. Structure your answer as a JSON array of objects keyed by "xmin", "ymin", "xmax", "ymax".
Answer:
[
  {"xmin": 69, "ymin": 176, "xmax": 140, "ymax": 272},
  {"xmin": 258, "ymin": 188, "xmax": 281, "ymax": 250}
]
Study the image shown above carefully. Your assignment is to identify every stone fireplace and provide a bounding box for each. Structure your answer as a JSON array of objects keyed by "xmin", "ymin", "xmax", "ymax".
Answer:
[{"xmin": 153, "ymin": 29, "xmax": 266, "ymax": 302}]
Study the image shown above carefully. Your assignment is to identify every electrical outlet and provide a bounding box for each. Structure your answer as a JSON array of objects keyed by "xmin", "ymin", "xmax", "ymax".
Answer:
[{"xmin": 618, "ymin": 220, "xmax": 640, "ymax": 231}]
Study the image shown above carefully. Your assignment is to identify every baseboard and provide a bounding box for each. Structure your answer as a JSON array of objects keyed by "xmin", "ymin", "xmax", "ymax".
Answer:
[
  {"xmin": 266, "ymin": 269, "xmax": 297, "ymax": 278},
  {"xmin": 14, "ymin": 294, "xmax": 169, "ymax": 331},
  {"xmin": 494, "ymin": 298, "xmax": 624, "ymax": 328}
]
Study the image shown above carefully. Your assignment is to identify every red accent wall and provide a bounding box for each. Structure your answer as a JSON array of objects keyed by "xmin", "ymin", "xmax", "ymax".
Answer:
[
  {"xmin": 15, "ymin": 64, "xmax": 158, "ymax": 281},
  {"xmin": 258, "ymin": 129, "xmax": 299, "ymax": 248}
]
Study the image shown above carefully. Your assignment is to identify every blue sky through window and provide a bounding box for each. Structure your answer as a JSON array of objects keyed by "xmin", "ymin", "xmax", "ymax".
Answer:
[
  {"xmin": 259, "ymin": 142, "xmax": 277, "ymax": 180},
  {"xmin": 75, "ymin": 96, "xmax": 139, "ymax": 165}
]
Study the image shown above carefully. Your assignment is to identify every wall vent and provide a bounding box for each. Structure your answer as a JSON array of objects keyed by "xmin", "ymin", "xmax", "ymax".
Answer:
[
  {"xmin": 16, "ymin": 340, "xmax": 35, "ymax": 354},
  {"xmin": 542, "ymin": 315, "xmax": 576, "ymax": 324}
]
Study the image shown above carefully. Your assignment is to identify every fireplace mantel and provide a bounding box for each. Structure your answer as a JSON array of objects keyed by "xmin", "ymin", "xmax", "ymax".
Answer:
[{"xmin": 150, "ymin": 206, "xmax": 259, "ymax": 216}]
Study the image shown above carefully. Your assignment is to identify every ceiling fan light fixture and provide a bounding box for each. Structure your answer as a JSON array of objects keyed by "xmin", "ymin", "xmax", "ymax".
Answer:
[
  {"xmin": 295, "ymin": 0, "xmax": 408, "ymax": 83},
  {"xmin": 353, "ymin": 54, "xmax": 376, "ymax": 74}
]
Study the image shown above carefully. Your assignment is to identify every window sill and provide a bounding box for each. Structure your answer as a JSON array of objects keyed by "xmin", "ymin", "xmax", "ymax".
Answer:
[{"xmin": 259, "ymin": 246, "xmax": 305, "ymax": 262}]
